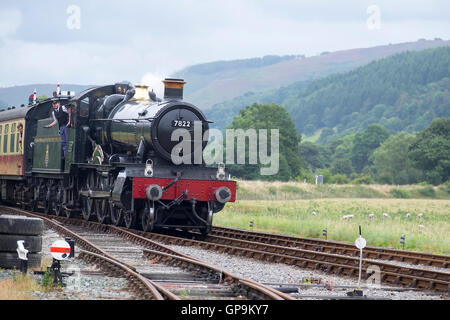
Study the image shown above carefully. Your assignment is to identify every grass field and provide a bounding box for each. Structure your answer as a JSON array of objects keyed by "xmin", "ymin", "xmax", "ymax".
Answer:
[
  {"xmin": 235, "ymin": 180, "xmax": 450, "ymax": 200},
  {"xmin": 215, "ymin": 181, "xmax": 450, "ymax": 254}
]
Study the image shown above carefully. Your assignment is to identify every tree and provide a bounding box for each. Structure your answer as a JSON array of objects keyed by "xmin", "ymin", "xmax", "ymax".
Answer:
[
  {"xmin": 373, "ymin": 132, "xmax": 423, "ymax": 184},
  {"xmin": 331, "ymin": 134, "xmax": 355, "ymax": 161},
  {"xmin": 37, "ymin": 94, "xmax": 48, "ymax": 102},
  {"xmin": 226, "ymin": 103, "xmax": 304, "ymax": 181},
  {"xmin": 318, "ymin": 127, "xmax": 335, "ymax": 144},
  {"xmin": 351, "ymin": 124, "xmax": 390, "ymax": 172},
  {"xmin": 330, "ymin": 174, "xmax": 349, "ymax": 184},
  {"xmin": 409, "ymin": 118, "xmax": 450, "ymax": 184},
  {"xmin": 330, "ymin": 158, "xmax": 354, "ymax": 176},
  {"xmin": 300, "ymin": 141, "xmax": 329, "ymax": 171}
]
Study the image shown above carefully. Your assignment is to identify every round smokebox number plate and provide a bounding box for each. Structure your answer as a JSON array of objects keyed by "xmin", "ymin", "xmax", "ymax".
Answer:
[{"xmin": 157, "ymin": 108, "xmax": 201, "ymax": 155}]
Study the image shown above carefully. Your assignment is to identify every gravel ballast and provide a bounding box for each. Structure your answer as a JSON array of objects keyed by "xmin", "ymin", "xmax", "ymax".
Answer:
[
  {"xmin": 0, "ymin": 228, "xmax": 136, "ymax": 300},
  {"xmin": 164, "ymin": 243, "xmax": 447, "ymax": 300},
  {"xmin": 1, "ymin": 226, "xmax": 447, "ymax": 300}
]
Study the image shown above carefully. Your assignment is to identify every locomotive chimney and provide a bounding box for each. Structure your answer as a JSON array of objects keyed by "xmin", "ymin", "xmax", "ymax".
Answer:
[{"xmin": 163, "ymin": 78, "xmax": 186, "ymax": 100}]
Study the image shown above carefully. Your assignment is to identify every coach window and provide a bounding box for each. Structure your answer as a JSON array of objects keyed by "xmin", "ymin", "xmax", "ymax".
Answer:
[
  {"xmin": 10, "ymin": 123, "xmax": 16, "ymax": 153},
  {"xmin": 0, "ymin": 125, "xmax": 2, "ymax": 153},
  {"xmin": 4, "ymin": 124, "xmax": 9, "ymax": 154}
]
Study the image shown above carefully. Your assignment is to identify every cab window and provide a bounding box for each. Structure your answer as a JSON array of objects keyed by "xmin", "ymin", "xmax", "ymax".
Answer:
[{"xmin": 80, "ymin": 98, "xmax": 89, "ymax": 117}]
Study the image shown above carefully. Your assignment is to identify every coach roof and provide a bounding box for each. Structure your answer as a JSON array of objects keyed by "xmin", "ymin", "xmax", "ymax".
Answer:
[{"xmin": 0, "ymin": 105, "xmax": 32, "ymax": 122}]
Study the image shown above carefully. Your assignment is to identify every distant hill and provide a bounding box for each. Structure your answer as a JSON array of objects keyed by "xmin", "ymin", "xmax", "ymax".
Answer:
[
  {"xmin": 177, "ymin": 55, "xmax": 302, "ymax": 77},
  {"xmin": 206, "ymin": 46, "xmax": 450, "ymax": 141},
  {"xmin": 2, "ymin": 39, "xmax": 449, "ymax": 115},
  {"xmin": 173, "ymin": 39, "xmax": 450, "ymax": 109},
  {"xmin": 0, "ymin": 84, "xmax": 94, "ymax": 108}
]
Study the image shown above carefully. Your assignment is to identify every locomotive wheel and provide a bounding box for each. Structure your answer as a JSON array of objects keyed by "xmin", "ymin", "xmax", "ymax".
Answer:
[
  {"xmin": 30, "ymin": 199, "xmax": 38, "ymax": 212},
  {"xmin": 124, "ymin": 210, "xmax": 136, "ymax": 229},
  {"xmin": 20, "ymin": 188, "xmax": 27, "ymax": 210},
  {"xmin": 140, "ymin": 202, "xmax": 155, "ymax": 232},
  {"xmin": 33, "ymin": 185, "xmax": 42, "ymax": 212},
  {"xmin": 96, "ymin": 199, "xmax": 110, "ymax": 224},
  {"xmin": 110, "ymin": 204, "xmax": 123, "ymax": 226},
  {"xmin": 95, "ymin": 175, "xmax": 111, "ymax": 224},
  {"xmin": 81, "ymin": 171, "xmax": 95, "ymax": 221},
  {"xmin": 81, "ymin": 197, "xmax": 94, "ymax": 221},
  {"xmin": 200, "ymin": 210, "xmax": 213, "ymax": 236},
  {"xmin": 65, "ymin": 207, "xmax": 73, "ymax": 218},
  {"xmin": 44, "ymin": 186, "xmax": 54, "ymax": 215},
  {"xmin": 54, "ymin": 183, "xmax": 64, "ymax": 217}
]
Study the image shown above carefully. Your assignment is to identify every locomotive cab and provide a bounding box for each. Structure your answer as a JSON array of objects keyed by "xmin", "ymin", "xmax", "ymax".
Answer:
[{"xmin": 29, "ymin": 97, "xmax": 75, "ymax": 173}]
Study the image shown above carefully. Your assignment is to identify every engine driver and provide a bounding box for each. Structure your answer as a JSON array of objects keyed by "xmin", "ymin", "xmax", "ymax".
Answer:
[{"xmin": 44, "ymin": 100, "xmax": 71, "ymax": 157}]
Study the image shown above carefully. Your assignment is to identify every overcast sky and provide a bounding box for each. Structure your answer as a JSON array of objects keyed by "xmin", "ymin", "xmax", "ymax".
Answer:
[{"xmin": 1, "ymin": 0, "xmax": 449, "ymax": 91}]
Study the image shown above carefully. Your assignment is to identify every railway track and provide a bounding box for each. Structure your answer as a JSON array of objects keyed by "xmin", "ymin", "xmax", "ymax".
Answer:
[
  {"xmin": 0, "ymin": 206, "xmax": 291, "ymax": 300},
  {"xmin": 126, "ymin": 228, "xmax": 450, "ymax": 293},
  {"xmin": 210, "ymin": 226, "xmax": 450, "ymax": 268},
  {"xmin": 203, "ymin": 234, "xmax": 450, "ymax": 291},
  {"xmin": 2, "ymin": 205, "xmax": 448, "ymax": 297}
]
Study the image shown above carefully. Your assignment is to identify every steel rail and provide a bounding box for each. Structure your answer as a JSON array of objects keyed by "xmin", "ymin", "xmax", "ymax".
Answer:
[
  {"xmin": 59, "ymin": 221, "xmax": 293, "ymax": 300},
  {"xmin": 141, "ymin": 248, "xmax": 293, "ymax": 300},
  {"xmin": 129, "ymin": 228, "xmax": 450, "ymax": 292},
  {"xmin": 77, "ymin": 249, "xmax": 168, "ymax": 300},
  {"xmin": 1, "ymin": 206, "xmax": 291, "ymax": 300},
  {"xmin": 4, "ymin": 205, "xmax": 447, "ymax": 294},
  {"xmin": 211, "ymin": 226, "xmax": 450, "ymax": 268},
  {"xmin": 207, "ymin": 234, "xmax": 450, "ymax": 283},
  {"xmin": 0, "ymin": 206, "xmax": 176, "ymax": 300}
]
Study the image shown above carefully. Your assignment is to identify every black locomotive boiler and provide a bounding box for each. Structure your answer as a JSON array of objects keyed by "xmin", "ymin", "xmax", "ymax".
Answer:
[{"xmin": 0, "ymin": 79, "xmax": 236, "ymax": 235}]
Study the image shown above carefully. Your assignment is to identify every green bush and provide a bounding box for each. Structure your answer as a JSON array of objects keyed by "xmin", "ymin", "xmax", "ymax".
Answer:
[
  {"xmin": 296, "ymin": 168, "xmax": 315, "ymax": 184},
  {"xmin": 418, "ymin": 186, "xmax": 436, "ymax": 198},
  {"xmin": 268, "ymin": 187, "xmax": 277, "ymax": 195},
  {"xmin": 279, "ymin": 185, "xmax": 305, "ymax": 194},
  {"xmin": 351, "ymin": 175, "xmax": 373, "ymax": 184},
  {"xmin": 390, "ymin": 188, "xmax": 411, "ymax": 198},
  {"xmin": 438, "ymin": 180, "xmax": 450, "ymax": 194},
  {"xmin": 41, "ymin": 271, "xmax": 53, "ymax": 288},
  {"xmin": 377, "ymin": 173, "xmax": 393, "ymax": 185},
  {"xmin": 330, "ymin": 174, "xmax": 350, "ymax": 184}
]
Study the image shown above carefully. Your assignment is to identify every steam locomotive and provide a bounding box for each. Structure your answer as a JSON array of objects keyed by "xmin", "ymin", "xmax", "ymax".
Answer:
[{"xmin": 0, "ymin": 79, "xmax": 236, "ymax": 235}]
